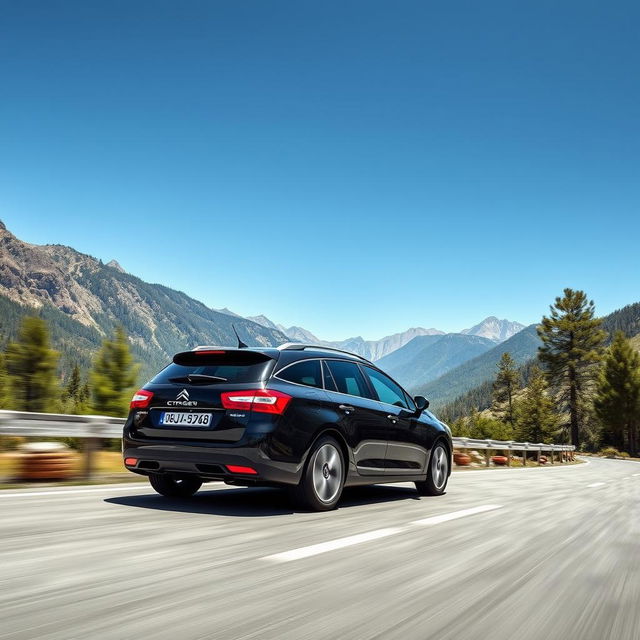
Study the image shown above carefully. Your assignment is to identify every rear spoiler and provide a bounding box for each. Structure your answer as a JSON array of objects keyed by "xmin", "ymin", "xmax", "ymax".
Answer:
[{"xmin": 173, "ymin": 349, "xmax": 276, "ymax": 366}]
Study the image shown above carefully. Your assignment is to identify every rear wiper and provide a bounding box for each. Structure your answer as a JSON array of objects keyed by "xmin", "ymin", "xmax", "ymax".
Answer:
[{"xmin": 169, "ymin": 374, "xmax": 228, "ymax": 384}]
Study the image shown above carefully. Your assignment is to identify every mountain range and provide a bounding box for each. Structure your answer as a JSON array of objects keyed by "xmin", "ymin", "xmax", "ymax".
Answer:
[
  {"xmin": 376, "ymin": 333, "xmax": 498, "ymax": 390},
  {"xmin": 247, "ymin": 314, "xmax": 524, "ymax": 362},
  {"xmin": 0, "ymin": 218, "xmax": 530, "ymax": 396}
]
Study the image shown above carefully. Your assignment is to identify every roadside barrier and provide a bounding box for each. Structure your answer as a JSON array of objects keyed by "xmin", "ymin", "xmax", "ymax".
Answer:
[
  {"xmin": 452, "ymin": 437, "xmax": 575, "ymax": 466},
  {"xmin": 0, "ymin": 410, "xmax": 576, "ymax": 478}
]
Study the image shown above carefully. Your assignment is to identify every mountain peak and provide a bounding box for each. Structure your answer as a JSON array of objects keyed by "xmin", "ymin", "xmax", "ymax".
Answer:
[
  {"xmin": 0, "ymin": 219, "xmax": 6, "ymax": 231},
  {"xmin": 106, "ymin": 259, "xmax": 125, "ymax": 273},
  {"xmin": 461, "ymin": 317, "xmax": 525, "ymax": 343}
]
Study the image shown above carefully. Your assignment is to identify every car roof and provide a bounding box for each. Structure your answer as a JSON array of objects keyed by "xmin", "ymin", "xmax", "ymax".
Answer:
[{"xmin": 190, "ymin": 343, "xmax": 370, "ymax": 364}]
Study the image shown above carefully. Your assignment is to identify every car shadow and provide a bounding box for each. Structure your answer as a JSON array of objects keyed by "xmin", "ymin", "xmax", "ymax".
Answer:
[{"xmin": 104, "ymin": 483, "xmax": 420, "ymax": 517}]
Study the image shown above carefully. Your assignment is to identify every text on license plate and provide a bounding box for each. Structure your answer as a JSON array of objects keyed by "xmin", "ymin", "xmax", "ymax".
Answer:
[{"xmin": 160, "ymin": 412, "xmax": 212, "ymax": 427}]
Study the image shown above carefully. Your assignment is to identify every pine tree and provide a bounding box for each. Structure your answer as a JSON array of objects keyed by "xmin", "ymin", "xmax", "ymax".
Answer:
[
  {"xmin": 594, "ymin": 332, "xmax": 640, "ymax": 455},
  {"xmin": 514, "ymin": 365, "xmax": 558, "ymax": 443},
  {"xmin": 90, "ymin": 327, "xmax": 140, "ymax": 417},
  {"xmin": 492, "ymin": 352, "xmax": 519, "ymax": 427},
  {"xmin": 63, "ymin": 363, "xmax": 88, "ymax": 414},
  {"xmin": 64, "ymin": 363, "xmax": 81, "ymax": 401},
  {"xmin": 538, "ymin": 289, "xmax": 606, "ymax": 448},
  {"xmin": 5, "ymin": 317, "xmax": 60, "ymax": 412}
]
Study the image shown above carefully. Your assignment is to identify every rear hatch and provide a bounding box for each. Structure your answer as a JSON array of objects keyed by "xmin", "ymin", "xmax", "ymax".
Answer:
[{"xmin": 132, "ymin": 349, "xmax": 278, "ymax": 442}]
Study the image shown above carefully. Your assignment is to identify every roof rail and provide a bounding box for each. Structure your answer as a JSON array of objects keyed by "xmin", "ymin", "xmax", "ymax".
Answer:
[{"xmin": 277, "ymin": 343, "xmax": 373, "ymax": 364}]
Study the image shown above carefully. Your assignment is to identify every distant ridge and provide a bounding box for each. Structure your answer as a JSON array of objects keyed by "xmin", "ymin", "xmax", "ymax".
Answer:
[{"xmin": 414, "ymin": 325, "xmax": 541, "ymax": 407}]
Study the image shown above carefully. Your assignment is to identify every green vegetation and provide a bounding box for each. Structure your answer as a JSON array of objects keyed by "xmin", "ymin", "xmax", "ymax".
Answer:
[
  {"xmin": 514, "ymin": 366, "xmax": 557, "ymax": 443},
  {"xmin": 90, "ymin": 327, "xmax": 140, "ymax": 418},
  {"xmin": 594, "ymin": 332, "xmax": 640, "ymax": 456},
  {"xmin": 0, "ymin": 316, "xmax": 141, "ymax": 418},
  {"xmin": 492, "ymin": 352, "xmax": 519, "ymax": 428},
  {"xmin": 5, "ymin": 317, "xmax": 60, "ymax": 412},
  {"xmin": 62, "ymin": 363, "xmax": 90, "ymax": 414},
  {"xmin": 444, "ymin": 290, "xmax": 640, "ymax": 455},
  {"xmin": 538, "ymin": 289, "xmax": 606, "ymax": 449}
]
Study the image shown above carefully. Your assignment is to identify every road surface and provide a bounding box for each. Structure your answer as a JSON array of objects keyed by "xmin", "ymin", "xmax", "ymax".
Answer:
[{"xmin": 1, "ymin": 457, "xmax": 639, "ymax": 640}]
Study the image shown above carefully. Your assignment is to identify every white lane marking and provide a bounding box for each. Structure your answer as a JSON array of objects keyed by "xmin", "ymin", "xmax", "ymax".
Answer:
[
  {"xmin": 265, "ymin": 528, "xmax": 402, "ymax": 562},
  {"xmin": 587, "ymin": 482, "xmax": 606, "ymax": 488},
  {"xmin": 411, "ymin": 504, "xmax": 502, "ymax": 526},
  {"xmin": 633, "ymin": 473, "xmax": 640, "ymax": 477},
  {"xmin": 0, "ymin": 485, "xmax": 150, "ymax": 498},
  {"xmin": 265, "ymin": 504, "xmax": 503, "ymax": 563}
]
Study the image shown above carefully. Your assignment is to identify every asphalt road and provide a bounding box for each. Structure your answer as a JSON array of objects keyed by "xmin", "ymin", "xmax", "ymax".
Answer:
[{"xmin": 1, "ymin": 457, "xmax": 639, "ymax": 640}]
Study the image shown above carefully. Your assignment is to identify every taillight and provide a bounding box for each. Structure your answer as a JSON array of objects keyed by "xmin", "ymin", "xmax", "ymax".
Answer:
[
  {"xmin": 226, "ymin": 465, "xmax": 258, "ymax": 475},
  {"xmin": 130, "ymin": 389, "xmax": 153, "ymax": 409},
  {"xmin": 221, "ymin": 389, "xmax": 292, "ymax": 415}
]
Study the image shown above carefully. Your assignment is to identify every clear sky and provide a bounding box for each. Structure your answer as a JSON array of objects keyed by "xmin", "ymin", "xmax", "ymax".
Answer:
[{"xmin": 1, "ymin": 1, "xmax": 638, "ymax": 341}]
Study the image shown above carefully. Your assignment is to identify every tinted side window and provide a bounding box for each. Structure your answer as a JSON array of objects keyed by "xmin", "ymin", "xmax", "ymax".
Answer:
[
  {"xmin": 363, "ymin": 367, "xmax": 409, "ymax": 409},
  {"xmin": 325, "ymin": 360, "xmax": 373, "ymax": 399},
  {"xmin": 276, "ymin": 360, "xmax": 323, "ymax": 388}
]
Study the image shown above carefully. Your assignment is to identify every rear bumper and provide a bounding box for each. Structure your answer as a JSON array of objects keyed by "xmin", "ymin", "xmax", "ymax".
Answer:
[{"xmin": 122, "ymin": 439, "xmax": 303, "ymax": 486}]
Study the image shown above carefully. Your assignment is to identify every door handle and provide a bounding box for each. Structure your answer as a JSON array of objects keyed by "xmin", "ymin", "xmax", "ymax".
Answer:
[
  {"xmin": 387, "ymin": 414, "xmax": 398, "ymax": 423},
  {"xmin": 339, "ymin": 404, "xmax": 355, "ymax": 413}
]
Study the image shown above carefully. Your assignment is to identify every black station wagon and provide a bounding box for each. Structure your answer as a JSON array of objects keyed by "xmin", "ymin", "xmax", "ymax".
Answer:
[{"xmin": 123, "ymin": 343, "xmax": 452, "ymax": 511}]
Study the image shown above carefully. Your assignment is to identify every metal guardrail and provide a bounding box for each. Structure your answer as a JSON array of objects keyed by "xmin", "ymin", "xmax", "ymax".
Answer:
[
  {"xmin": 0, "ymin": 410, "xmax": 125, "ymax": 479},
  {"xmin": 0, "ymin": 410, "xmax": 576, "ymax": 477},
  {"xmin": 0, "ymin": 410, "xmax": 125, "ymax": 439},
  {"xmin": 452, "ymin": 437, "xmax": 574, "ymax": 452},
  {"xmin": 452, "ymin": 436, "xmax": 575, "ymax": 466}
]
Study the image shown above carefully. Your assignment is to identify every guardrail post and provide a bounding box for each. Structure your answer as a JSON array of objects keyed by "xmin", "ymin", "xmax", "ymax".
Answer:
[
  {"xmin": 550, "ymin": 449, "xmax": 554, "ymax": 465},
  {"xmin": 523, "ymin": 443, "xmax": 528, "ymax": 467},
  {"xmin": 507, "ymin": 442, "xmax": 513, "ymax": 467},
  {"xmin": 82, "ymin": 437, "xmax": 98, "ymax": 480},
  {"xmin": 537, "ymin": 447, "xmax": 542, "ymax": 466},
  {"xmin": 485, "ymin": 441, "xmax": 491, "ymax": 467}
]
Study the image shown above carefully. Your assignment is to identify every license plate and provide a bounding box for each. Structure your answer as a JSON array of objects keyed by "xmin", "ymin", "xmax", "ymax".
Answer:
[{"xmin": 159, "ymin": 412, "xmax": 212, "ymax": 427}]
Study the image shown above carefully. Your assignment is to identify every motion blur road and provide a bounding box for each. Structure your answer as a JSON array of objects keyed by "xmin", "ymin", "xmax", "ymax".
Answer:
[{"xmin": 1, "ymin": 457, "xmax": 639, "ymax": 640}]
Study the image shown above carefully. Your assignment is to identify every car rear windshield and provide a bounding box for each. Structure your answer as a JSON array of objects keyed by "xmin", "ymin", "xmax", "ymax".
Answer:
[{"xmin": 150, "ymin": 351, "xmax": 275, "ymax": 385}]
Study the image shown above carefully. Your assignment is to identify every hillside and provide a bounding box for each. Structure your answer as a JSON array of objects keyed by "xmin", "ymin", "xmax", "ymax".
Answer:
[
  {"xmin": 415, "ymin": 325, "xmax": 541, "ymax": 407},
  {"xmin": 376, "ymin": 333, "xmax": 496, "ymax": 389},
  {"xmin": 0, "ymin": 221, "xmax": 288, "ymax": 381}
]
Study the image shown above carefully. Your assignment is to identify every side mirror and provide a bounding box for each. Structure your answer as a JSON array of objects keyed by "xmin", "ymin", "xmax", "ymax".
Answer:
[{"xmin": 414, "ymin": 395, "xmax": 429, "ymax": 415}]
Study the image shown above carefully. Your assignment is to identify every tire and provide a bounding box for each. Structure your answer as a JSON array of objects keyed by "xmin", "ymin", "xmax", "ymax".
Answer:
[
  {"xmin": 416, "ymin": 442, "xmax": 449, "ymax": 496},
  {"xmin": 290, "ymin": 436, "xmax": 345, "ymax": 511},
  {"xmin": 149, "ymin": 473, "xmax": 202, "ymax": 498}
]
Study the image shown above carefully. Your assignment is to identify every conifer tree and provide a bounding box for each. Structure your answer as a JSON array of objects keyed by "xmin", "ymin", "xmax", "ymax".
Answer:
[
  {"xmin": 492, "ymin": 352, "xmax": 519, "ymax": 427},
  {"xmin": 63, "ymin": 363, "xmax": 88, "ymax": 414},
  {"xmin": 5, "ymin": 317, "xmax": 60, "ymax": 412},
  {"xmin": 514, "ymin": 365, "xmax": 557, "ymax": 443},
  {"xmin": 538, "ymin": 289, "xmax": 606, "ymax": 448},
  {"xmin": 90, "ymin": 327, "xmax": 139, "ymax": 417},
  {"xmin": 594, "ymin": 332, "xmax": 640, "ymax": 455}
]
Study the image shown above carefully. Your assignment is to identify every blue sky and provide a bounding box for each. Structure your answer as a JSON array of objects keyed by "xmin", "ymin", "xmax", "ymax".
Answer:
[{"xmin": 1, "ymin": 1, "xmax": 638, "ymax": 341}]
